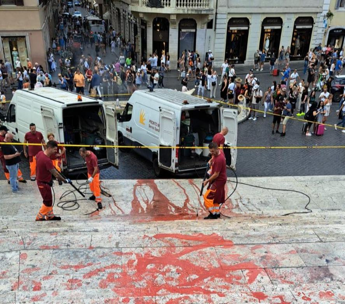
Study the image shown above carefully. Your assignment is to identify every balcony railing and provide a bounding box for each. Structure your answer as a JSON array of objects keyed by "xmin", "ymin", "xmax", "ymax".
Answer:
[{"xmin": 139, "ymin": 0, "xmax": 210, "ymax": 9}]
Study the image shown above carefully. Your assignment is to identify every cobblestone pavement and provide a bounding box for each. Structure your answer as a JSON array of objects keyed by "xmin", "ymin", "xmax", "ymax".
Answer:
[{"xmin": 1, "ymin": 176, "xmax": 345, "ymax": 303}]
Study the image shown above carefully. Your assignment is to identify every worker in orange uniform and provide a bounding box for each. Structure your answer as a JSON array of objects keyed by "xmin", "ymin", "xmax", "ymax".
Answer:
[
  {"xmin": 203, "ymin": 142, "xmax": 227, "ymax": 220},
  {"xmin": 36, "ymin": 141, "xmax": 68, "ymax": 221},
  {"xmin": 0, "ymin": 126, "xmax": 26, "ymax": 184},
  {"xmin": 47, "ymin": 133, "xmax": 66, "ymax": 185},
  {"xmin": 79, "ymin": 147, "xmax": 102, "ymax": 210},
  {"xmin": 24, "ymin": 123, "xmax": 45, "ymax": 181}
]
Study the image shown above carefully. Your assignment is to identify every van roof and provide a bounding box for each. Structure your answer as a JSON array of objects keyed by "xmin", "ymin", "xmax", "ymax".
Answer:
[
  {"xmin": 133, "ymin": 89, "xmax": 218, "ymax": 109},
  {"xmin": 16, "ymin": 88, "xmax": 101, "ymax": 106}
]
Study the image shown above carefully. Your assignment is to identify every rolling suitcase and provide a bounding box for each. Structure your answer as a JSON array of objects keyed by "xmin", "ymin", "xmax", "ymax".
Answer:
[
  {"xmin": 272, "ymin": 69, "xmax": 280, "ymax": 76},
  {"xmin": 316, "ymin": 124, "xmax": 324, "ymax": 136}
]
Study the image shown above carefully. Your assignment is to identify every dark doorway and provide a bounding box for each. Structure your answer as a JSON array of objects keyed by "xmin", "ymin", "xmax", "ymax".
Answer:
[
  {"xmin": 152, "ymin": 17, "xmax": 169, "ymax": 64},
  {"xmin": 225, "ymin": 18, "xmax": 249, "ymax": 64},
  {"xmin": 259, "ymin": 17, "xmax": 282, "ymax": 60},
  {"xmin": 327, "ymin": 28, "xmax": 345, "ymax": 50},
  {"xmin": 290, "ymin": 17, "xmax": 313, "ymax": 60},
  {"xmin": 178, "ymin": 19, "xmax": 196, "ymax": 59}
]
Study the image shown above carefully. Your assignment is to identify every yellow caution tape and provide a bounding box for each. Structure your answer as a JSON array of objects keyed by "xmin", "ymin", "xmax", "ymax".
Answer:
[{"xmin": 1, "ymin": 142, "xmax": 345, "ymax": 150}]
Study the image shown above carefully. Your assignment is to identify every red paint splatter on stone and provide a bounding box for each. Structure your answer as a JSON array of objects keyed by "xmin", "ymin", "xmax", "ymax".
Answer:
[
  {"xmin": 66, "ymin": 278, "xmax": 83, "ymax": 290},
  {"xmin": 52, "ymin": 291, "xmax": 58, "ymax": 297},
  {"xmin": 20, "ymin": 253, "xmax": 28, "ymax": 260},
  {"xmin": 251, "ymin": 292, "xmax": 269, "ymax": 302},
  {"xmin": 43, "ymin": 275, "xmax": 53, "ymax": 281},
  {"xmin": 32, "ymin": 280, "xmax": 42, "ymax": 291},
  {"xmin": 39, "ymin": 245, "xmax": 60, "ymax": 250},
  {"xmin": 319, "ymin": 291, "xmax": 334, "ymax": 300},
  {"xmin": 22, "ymin": 267, "xmax": 41, "ymax": 274},
  {"xmin": 31, "ymin": 293, "xmax": 47, "ymax": 302},
  {"xmin": 11, "ymin": 280, "xmax": 22, "ymax": 291},
  {"xmin": 60, "ymin": 262, "xmax": 94, "ymax": 270}
]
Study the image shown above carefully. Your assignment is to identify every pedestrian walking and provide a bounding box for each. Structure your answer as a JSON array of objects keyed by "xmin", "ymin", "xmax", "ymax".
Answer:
[
  {"xmin": 1, "ymin": 132, "xmax": 26, "ymax": 193},
  {"xmin": 249, "ymin": 84, "xmax": 262, "ymax": 121},
  {"xmin": 281, "ymin": 97, "xmax": 292, "ymax": 137}
]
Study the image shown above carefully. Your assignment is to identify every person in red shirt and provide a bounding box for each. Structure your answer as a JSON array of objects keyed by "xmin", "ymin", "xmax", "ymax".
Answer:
[
  {"xmin": 0, "ymin": 126, "xmax": 26, "ymax": 183},
  {"xmin": 24, "ymin": 123, "xmax": 45, "ymax": 181},
  {"xmin": 203, "ymin": 142, "xmax": 227, "ymax": 220},
  {"xmin": 36, "ymin": 141, "xmax": 67, "ymax": 221},
  {"xmin": 79, "ymin": 148, "xmax": 102, "ymax": 209},
  {"xmin": 47, "ymin": 133, "xmax": 66, "ymax": 185},
  {"xmin": 212, "ymin": 127, "xmax": 228, "ymax": 150}
]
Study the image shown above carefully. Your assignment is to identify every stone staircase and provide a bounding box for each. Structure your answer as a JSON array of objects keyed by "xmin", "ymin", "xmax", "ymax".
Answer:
[{"xmin": 1, "ymin": 177, "xmax": 345, "ymax": 303}]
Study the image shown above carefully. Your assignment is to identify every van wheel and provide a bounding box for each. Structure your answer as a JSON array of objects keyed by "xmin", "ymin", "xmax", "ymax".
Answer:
[{"xmin": 153, "ymin": 158, "xmax": 163, "ymax": 177}]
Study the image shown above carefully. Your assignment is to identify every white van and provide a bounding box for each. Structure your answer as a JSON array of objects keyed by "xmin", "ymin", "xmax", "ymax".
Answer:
[
  {"xmin": 86, "ymin": 16, "xmax": 105, "ymax": 34},
  {"xmin": 3, "ymin": 88, "xmax": 118, "ymax": 175},
  {"xmin": 117, "ymin": 89, "xmax": 238, "ymax": 176}
]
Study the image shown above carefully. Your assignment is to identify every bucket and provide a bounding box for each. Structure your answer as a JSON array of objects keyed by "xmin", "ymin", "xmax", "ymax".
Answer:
[{"xmin": 203, "ymin": 143, "xmax": 210, "ymax": 157}]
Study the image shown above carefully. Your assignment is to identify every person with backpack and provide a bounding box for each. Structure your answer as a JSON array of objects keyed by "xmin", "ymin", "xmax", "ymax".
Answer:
[{"xmin": 280, "ymin": 97, "xmax": 292, "ymax": 137}]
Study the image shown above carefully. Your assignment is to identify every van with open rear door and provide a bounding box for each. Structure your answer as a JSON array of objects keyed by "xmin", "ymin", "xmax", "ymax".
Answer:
[
  {"xmin": 117, "ymin": 89, "xmax": 237, "ymax": 176},
  {"xmin": 2, "ymin": 88, "xmax": 119, "ymax": 175}
]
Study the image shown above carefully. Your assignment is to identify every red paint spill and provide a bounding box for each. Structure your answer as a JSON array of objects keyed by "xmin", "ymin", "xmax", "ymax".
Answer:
[
  {"xmin": 50, "ymin": 232, "xmax": 58, "ymax": 236},
  {"xmin": 66, "ymin": 278, "xmax": 83, "ymax": 290},
  {"xmin": 32, "ymin": 280, "xmax": 42, "ymax": 291},
  {"xmin": 251, "ymin": 292, "xmax": 269, "ymax": 302},
  {"xmin": 52, "ymin": 291, "xmax": 58, "ymax": 297},
  {"xmin": 11, "ymin": 280, "xmax": 22, "ymax": 291},
  {"xmin": 31, "ymin": 293, "xmax": 47, "ymax": 302},
  {"xmin": 39, "ymin": 245, "xmax": 60, "ymax": 250},
  {"xmin": 22, "ymin": 267, "xmax": 41, "ymax": 274},
  {"xmin": 83, "ymin": 264, "xmax": 121, "ymax": 279},
  {"xmin": 20, "ymin": 253, "xmax": 28, "ymax": 260},
  {"xmin": 319, "ymin": 291, "xmax": 334, "ymax": 300},
  {"xmin": 43, "ymin": 275, "xmax": 53, "ymax": 281},
  {"xmin": 60, "ymin": 262, "xmax": 93, "ymax": 270},
  {"xmin": 93, "ymin": 233, "xmax": 273, "ymax": 300}
]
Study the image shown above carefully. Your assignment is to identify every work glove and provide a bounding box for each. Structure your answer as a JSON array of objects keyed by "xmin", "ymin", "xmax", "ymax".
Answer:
[
  {"xmin": 65, "ymin": 178, "xmax": 72, "ymax": 184},
  {"xmin": 88, "ymin": 177, "xmax": 93, "ymax": 183}
]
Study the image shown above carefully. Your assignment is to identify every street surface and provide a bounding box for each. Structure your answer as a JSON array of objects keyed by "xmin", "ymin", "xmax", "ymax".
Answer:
[
  {"xmin": 1, "ymin": 5, "xmax": 343, "ymax": 180},
  {"xmin": 1, "ymin": 176, "xmax": 345, "ymax": 303}
]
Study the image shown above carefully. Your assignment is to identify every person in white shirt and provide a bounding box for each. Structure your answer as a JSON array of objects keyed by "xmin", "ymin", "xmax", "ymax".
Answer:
[
  {"xmin": 210, "ymin": 71, "xmax": 217, "ymax": 98},
  {"xmin": 289, "ymin": 69, "xmax": 300, "ymax": 85},
  {"xmin": 249, "ymin": 84, "xmax": 263, "ymax": 121},
  {"xmin": 319, "ymin": 86, "xmax": 330, "ymax": 102},
  {"xmin": 140, "ymin": 61, "xmax": 147, "ymax": 83},
  {"xmin": 220, "ymin": 59, "xmax": 228, "ymax": 79},
  {"xmin": 228, "ymin": 64, "xmax": 235, "ymax": 78},
  {"xmin": 151, "ymin": 54, "xmax": 158, "ymax": 69}
]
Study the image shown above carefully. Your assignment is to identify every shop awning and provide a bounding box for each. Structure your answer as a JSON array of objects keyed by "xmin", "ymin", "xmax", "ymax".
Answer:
[
  {"xmin": 228, "ymin": 18, "xmax": 249, "ymax": 30},
  {"xmin": 103, "ymin": 11, "xmax": 110, "ymax": 19},
  {"xmin": 294, "ymin": 17, "xmax": 313, "ymax": 29},
  {"xmin": 262, "ymin": 17, "xmax": 282, "ymax": 30}
]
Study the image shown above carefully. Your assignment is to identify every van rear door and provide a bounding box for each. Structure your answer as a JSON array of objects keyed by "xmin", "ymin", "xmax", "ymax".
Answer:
[
  {"xmin": 158, "ymin": 109, "xmax": 176, "ymax": 172},
  {"xmin": 41, "ymin": 107, "xmax": 59, "ymax": 138},
  {"xmin": 222, "ymin": 108, "xmax": 238, "ymax": 170},
  {"xmin": 105, "ymin": 105, "xmax": 119, "ymax": 168}
]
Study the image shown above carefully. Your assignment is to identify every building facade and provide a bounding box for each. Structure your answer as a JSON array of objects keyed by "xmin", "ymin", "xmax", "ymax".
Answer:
[
  {"xmin": 111, "ymin": 0, "xmax": 325, "ymax": 67},
  {"xmin": 0, "ymin": 0, "xmax": 59, "ymax": 70},
  {"xmin": 324, "ymin": 0, "xmax": 345, "ymax": 50}
]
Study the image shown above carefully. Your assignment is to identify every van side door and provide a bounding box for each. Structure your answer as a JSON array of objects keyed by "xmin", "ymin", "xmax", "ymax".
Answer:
[
  {"xmin": 41, "ymin": 107, "xmax": 59, "ymax": 138},
  {"xmin": 105, "ymin": 105, "xmax": 119, "ymax": 168},
  {"xmin": 158, "ymin": 108, "xmax": 176, "ymax": 172},
  {"xmin": 222, "ymin": 108, "xmax": 238, "ymax": 170},
  {"xmin": 5, "ymin": 104, "xmax": 18, "ymax": 140}
]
